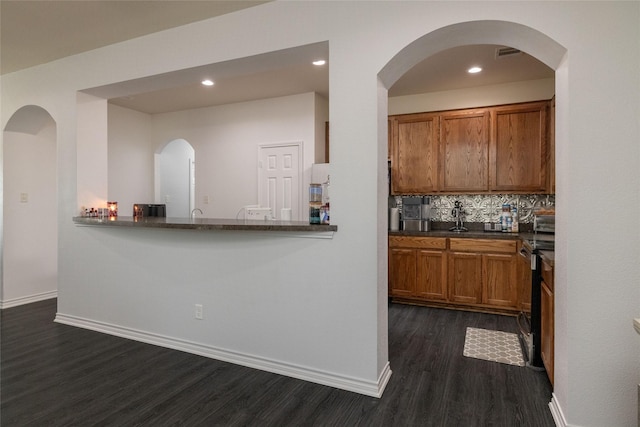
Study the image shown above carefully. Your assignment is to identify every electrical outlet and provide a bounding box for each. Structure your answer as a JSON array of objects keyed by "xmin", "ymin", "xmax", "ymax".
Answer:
[
  {"xmin": 164, "ymin": 195, "xmax": 170, "ymax": 203},
  {"xmin": 194, "ymin": 304, "xmax": 203, "ymax": 320},
  {"xmin": 20, "ymin": 193, "xmax": 28, "ymax": 203},
  {"xmin": 203, "ymin": 195, "xmax": 210, "ymax": 204}
]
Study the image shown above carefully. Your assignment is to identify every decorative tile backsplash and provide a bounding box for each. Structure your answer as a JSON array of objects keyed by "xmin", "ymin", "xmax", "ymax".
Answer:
[{"xmin": 393, "ymin": 194, "xmax": 555, "ymax": 224}]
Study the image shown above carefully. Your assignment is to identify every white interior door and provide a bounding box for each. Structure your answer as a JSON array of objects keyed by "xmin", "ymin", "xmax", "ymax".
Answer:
[{"xmin": 258, "ymin": 143, "xmax": 301, "ymax": 220}]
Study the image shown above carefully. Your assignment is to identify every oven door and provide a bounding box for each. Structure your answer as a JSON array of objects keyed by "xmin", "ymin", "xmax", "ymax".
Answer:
[
  {"xmin": 517, "ymin": 244, "xmax": 533, "ymax": 335},
  {"xmin": 517, "ymin": 241, "xmax": 544, "ymax": 369}
]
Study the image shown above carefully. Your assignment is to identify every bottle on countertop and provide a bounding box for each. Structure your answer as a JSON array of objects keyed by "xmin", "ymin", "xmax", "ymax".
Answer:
[
  {"xmin": 501, "ymin": 204, "xmax": 511, "ymax": 232},
  {"xmin": 511, "ymin": 206, "xmax": 519, "ymax": 233}
]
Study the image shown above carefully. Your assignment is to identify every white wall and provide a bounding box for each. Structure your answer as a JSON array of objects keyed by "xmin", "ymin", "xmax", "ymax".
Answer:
[
  {"xmin": 107, "ymin": 104, "xmax": 154, "ymax": 215},
  {"xmin": 108, "ymin": 93, "xmax": 322, "ymax": 220},
  {"xmin": 77, "ymin": 93, "xmax": 108, "ymax": 211},
  {"xmin": 315, "ymin": 94, "xmax": 329, "ymax": 162},
  {"xmin": 1, "ymin": 2, "xmax": 639, "ymax": 425},
  {"xmin": 151, "ymin": 92, "xmax": 319, "ymax": 219},
  {"xmin": 2, "ymin": 123, "xmax": 57, "ymax": 306},
  {"xmin": 389, "ymin": 77, "xmax": 555, "ymax": 115}
]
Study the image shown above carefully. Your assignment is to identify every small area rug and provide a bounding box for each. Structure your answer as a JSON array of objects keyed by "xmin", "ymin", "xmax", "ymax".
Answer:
[{"xmin": 463, "ymin": 327, "xmax": 525, "ymax": 367}]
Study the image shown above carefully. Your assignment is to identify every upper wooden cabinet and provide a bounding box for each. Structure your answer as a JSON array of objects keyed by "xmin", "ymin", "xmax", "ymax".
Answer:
[
  {"xmin": 389, "ymin": 100, "xmax": 553, "ymax": 195},
  {"xmin": 549, "ymin": 97, "xmax": 556, "ymax": 194},
  {"xmin": 392, "ymin": 112, "xmax": 439, "ymax": 194},
  {"xmin": 440, "ymin": 110, "xmax": 490, "ymax": 192},
  {"xmin": 491, "ymin": 101, "xmax": 548, "ymax": 193}
]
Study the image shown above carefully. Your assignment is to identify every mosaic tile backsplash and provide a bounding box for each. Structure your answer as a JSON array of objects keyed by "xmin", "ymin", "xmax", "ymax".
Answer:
[{"xmin": 392, "ymin": 194, "xmax": 555, "ymax": 224}]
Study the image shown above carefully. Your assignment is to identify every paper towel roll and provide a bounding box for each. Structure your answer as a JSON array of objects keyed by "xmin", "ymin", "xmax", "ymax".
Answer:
[
  {"xmin": 281, "ymin": 208, "xmax": 292, "ymax": 221},
  {"xmin": 390, "ymin": 207, "xmax": 400, "ymax": 231}
]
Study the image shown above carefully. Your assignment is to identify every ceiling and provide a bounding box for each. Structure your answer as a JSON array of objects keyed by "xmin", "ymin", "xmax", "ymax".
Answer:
[
  {"xmin": 0, "ymin": 0, "xmax": 270, "ymax": 75},
  {"xmin": 1, "ymin": 1, "xmax": 554, "ymax": 114}
]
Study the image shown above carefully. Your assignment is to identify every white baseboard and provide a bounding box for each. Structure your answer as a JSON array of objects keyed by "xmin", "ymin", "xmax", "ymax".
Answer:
[
  {"xmin": 549, "ymin": 393, "xmax": 567, "ymax": 427},
  {"xmin": 54, "ymin": 312, "xmax": 391, "ymax": 398},
  {"xmin": 0, "ymin": 290, "xmax": 57, "ymax": 309}
]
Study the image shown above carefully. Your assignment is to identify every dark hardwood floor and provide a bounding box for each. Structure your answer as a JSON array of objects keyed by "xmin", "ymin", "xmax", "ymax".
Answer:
[{"xmin": 1, "ymin": 299, "xmax": 554, "ymax": 426}]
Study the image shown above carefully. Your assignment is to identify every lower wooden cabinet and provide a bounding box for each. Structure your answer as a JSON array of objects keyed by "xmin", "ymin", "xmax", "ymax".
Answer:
[
  {"xmin": 448, "ymin": 252, "xmax": 482, "ymax": 304},
  {"xmin": 390, "ymin": 236, "xmax": 522, "ymax": 314},
  {"xmin": 388, "ymin": 248, "xmax": 416, "ymax": 297},
  {"xmin": 416, "ymin": 249, "xmax": 448, "ymax": 300},
  {"xmin": 388, "ymin": 236, "xmax": 447, "ymax": 300},
  {"xmin": 482, "ymin": 253, "xmax": 518, "ymax": 308}
]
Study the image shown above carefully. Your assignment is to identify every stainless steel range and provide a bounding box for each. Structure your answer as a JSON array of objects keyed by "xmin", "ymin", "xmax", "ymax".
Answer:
[{"xmin": 518, "ymin": 213, "xmax": 555, "ymax": 369}]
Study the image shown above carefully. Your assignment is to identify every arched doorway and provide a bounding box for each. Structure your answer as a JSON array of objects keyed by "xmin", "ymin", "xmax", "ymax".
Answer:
[
  {"xmin": 376, "ymin": 16, "xmax": 567, "ymax": 398},
  {"xmin": 155, "ymin": 139, "xmax": 195, "ymax": 218},
  {"xmin": 2, "ymin": 105, "xmax": 58, "ymax": 308}
]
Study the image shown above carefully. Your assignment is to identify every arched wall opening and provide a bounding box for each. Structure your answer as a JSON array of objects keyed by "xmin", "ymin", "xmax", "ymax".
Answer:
[
  {"xmin": 155, "ymin": 138, "xmax": 195, "ymax": 218},
  {"xmin": 376, "ymin": 17, "xmax": 567, "ymax": 403},
  {"xmin": 2, "ymin": 105, "xmax": 58, "ymax": 308}
]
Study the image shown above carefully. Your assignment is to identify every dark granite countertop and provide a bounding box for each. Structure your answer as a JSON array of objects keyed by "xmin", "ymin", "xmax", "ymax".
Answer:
[
  {"xmin": 73, "ymin": 216, "xmax": 337, "ymax": 233},
  {"xmin": 388, "ymin": 221, "xmax": 544, "ymax": 241},
  {"xmin": 389, "ymin": 229, "xmax": 526, "ymax": 240}
]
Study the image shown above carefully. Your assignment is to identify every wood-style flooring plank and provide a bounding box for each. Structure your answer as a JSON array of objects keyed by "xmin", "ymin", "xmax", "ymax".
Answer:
[{"xmin": 1, "ymin": 299, "xmax": 554, "ymax": 426}]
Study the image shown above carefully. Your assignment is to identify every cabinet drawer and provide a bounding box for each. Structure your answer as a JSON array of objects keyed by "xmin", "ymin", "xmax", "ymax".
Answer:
[
  {"xmin": 541, "ymin": 259, "xmax": 554, "ymax": 292},
  {"xmin": 449, "ymin": 238, "xmax": 516, "ymax": 254},
  {"xmin": 389, "ymin": 236, "xmax": 447, "ymax": 250}
]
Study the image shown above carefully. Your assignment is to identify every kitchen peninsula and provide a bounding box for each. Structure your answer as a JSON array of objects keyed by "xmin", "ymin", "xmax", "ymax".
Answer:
[{"xmin": 73, "ymin": 216, "xmax": 337, "ymax": 234}]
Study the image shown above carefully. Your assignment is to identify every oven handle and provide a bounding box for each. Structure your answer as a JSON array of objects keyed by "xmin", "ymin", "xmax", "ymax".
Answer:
[{"xmin": 519, "ymin": 246, "xmax": 537, "ymax": 270}]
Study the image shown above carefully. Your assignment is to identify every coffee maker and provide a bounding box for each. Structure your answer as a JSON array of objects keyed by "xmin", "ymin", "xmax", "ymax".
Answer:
[{"xmin": 401, "ymin": 196, "xmax": 431, "ymax": 231}]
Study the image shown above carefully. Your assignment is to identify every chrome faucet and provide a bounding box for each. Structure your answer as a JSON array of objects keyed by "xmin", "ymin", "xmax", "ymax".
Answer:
[
  {"xmin": 450, "ymin": 200, "xmax": 468, "ymax": 232},
  {"xmin": 191, "ymin": 208, "xmax": 203, "ymax": 219}
]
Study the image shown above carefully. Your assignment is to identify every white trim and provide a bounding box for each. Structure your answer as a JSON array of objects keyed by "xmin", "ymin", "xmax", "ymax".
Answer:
[
  {"xmin": 54, "ymin": 312, "xmax": 390, "ymax": 398},
  {"xmin": 0, "ymin": 290, "xmax": 57, "ymax": 309},
  {"xmin": 549, "ymin": 393, "xmax": 567, "ymax": 427}
]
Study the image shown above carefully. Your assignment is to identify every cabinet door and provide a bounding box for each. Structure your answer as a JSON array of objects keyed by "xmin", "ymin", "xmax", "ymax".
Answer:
[
  {"xmin": 491, "ymin": 101, "xmax": 548, "ymax": 192},
  {"xmin": 440, "ymin": 110, "xmax": 490, "ymax": 192},
  {"xmin": 541, "ymin": 279, "xmax": 554, "ymax": 385},
  {"xmin": 389, "ymin": 248, "xmax": 416, "ymax": 297},
  {"xmin": 448, "ymin": 252, "xmax": 482, "ymax": 304},
  {"xmin": 482, "ymin": 253, "xmax": 517, "ymax": 308},
  {"xmin": 392, "ymin": 113, "xmax": 439, "ymax": 194},
  {"xmin": 416, "ymin": 249, "xmax": 447, "ymax": 300},
  {"xmin": 548, "ymin": 97, "xmax": 555, "ymax": 194}
]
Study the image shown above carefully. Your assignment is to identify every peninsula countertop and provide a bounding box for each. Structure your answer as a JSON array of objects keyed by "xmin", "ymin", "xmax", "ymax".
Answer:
[{"xmin": 73, "ymin": 216, "xmax": 337, "ymax": 233}]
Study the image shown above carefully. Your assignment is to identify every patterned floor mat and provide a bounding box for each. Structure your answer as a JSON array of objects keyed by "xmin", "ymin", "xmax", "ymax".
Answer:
[{"xmin": 463, "ymin": 327, "xmax": 525, "ymax": 367}]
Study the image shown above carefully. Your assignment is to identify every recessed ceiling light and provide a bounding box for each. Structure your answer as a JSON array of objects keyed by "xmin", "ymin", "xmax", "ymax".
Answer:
[
  {"xmin": 201, "ymin": 79, "xmax": 214, "ymax": 86},
  {"xmin": 468, "ymin": 66, "xmax": 482, "ymax": 74},
  {"xmin": 312, "ymin": 60, "xmax": 326, "ymax": 66}
]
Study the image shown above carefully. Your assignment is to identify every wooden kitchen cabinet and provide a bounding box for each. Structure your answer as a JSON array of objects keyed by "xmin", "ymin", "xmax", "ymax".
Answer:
[
  {"xmin": 440, "ymin": 109, "xmax": 490, "ymax": 192},
  {"xmin": 416, "ymin": 249, "xmax": 448, "ymax": 300},
  {"xmin": 448, "ymin": 251, "xmax": 482, "ymax": 304},
  {"xmin": 482, "ymin": 253, "xmax": 518, "ymax": 308},
  {"xmin": 388, "ymin": 247, "xmax": 416, "ymax": 297},
  {"xmin": 491, "ymin": 101, "xmax": 548, "ymax": 193},
  {"xmin": 388, "ymin": 236, "xmax": 447, "ymax": 299},
  {"xmin": 389, "ymin": 100, "xmax": 552, "ymax": 195},
  {"xmin": 389, "ymin": 236, "xmax": 522, "ymax": 314},
  {"xmin": 541, "ymin": 257, "xmax": 554, "ymax": 385},
  {"xmin": 391, "ymin": 112, "xmax": 439, "ymax": 194},
  {"xmin": 449, "ymin": 238, "xmax": 518, "ymax": 310},
  {"xmin": 548, "ymin": 97, "xmax": 555, "ymax": 194}
]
